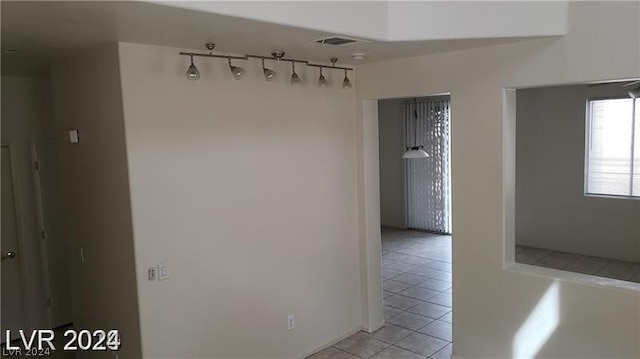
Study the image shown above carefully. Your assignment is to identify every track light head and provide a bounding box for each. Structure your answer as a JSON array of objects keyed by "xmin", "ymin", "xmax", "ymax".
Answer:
[
  {"xmin": 342, "ymin": 69, "xmax": 352, "ymax": 89},
  {"xmin": 290, "ymin": 62, "xmax": 301, "ymax": 85},
  {"xmin": 228, "ymin": 57, "xmax": 245, "ymax": 80},
  {"xmin": 319, "ymin": 75, "xmax": 328, "ymax": 87},
  {"xmin": 318, "ymin": 68, "xmax": 328, "ymax": 87},
  {"xmin": 186, "ymin": 54, "xmax": 200, "ymax": 81},
  {"xmin": 291, "ymin": 72, "xmax": 301, "ymax": 85},
  {"xmin": 230, "ymin": 65, "xmax": 245, "ymax": 80},
  {"xmin": 264, "ymin": 68, "xmax": 276, "ymax": 81},
  {"xmin": 262, "ymin": 58, "xmax": 276, "ymax": 81}
]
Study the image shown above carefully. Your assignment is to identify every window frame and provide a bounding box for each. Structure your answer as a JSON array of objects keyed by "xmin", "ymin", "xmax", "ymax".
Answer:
[{"xmin": 584, "ymin": 96, "xmax": 639, "ymax": 200}]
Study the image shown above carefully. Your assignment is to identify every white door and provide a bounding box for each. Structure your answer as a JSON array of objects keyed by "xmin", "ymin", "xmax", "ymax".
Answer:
[
  {"xmin": 33, "ymin": 143, "xmax": 73, "ymax": 327},
  {"xmin": 1, "ymin": 145, "xmax": 28, "ymax": 341}
]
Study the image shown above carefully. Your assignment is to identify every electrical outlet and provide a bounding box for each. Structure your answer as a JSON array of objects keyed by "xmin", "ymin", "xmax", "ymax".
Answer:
[
  {"xmin": 148, "ymin": 267, "xmax": 156, "ymax": 281},
  {"xmin": 287, "ymin": 314, "xmax": 295, "ymax": 331}
]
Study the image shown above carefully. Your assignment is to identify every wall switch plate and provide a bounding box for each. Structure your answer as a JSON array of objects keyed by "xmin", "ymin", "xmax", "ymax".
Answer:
[
  {"xmin": 69, "ymin": 129, "xmax": 80, "ymax": 144},
  {"xmin": 158, "ymin": 263, "xmax": 169, "ymax": 281},
  {"xmin": 287, "ymin": 314, "xmax": 295, "ymax": 331},
  {"xmin": 148, "ymin": 267, "xmax": 156, "ymax": 281}
]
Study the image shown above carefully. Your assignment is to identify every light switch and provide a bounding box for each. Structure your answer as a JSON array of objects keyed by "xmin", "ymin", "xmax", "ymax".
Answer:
[
  {"xmin": 158, "ymin": 263, "xmax": 169, "ymax": 280},
  {"xmin": 69, "ymin": 129, "xmax": 80, "ymax": 144}
]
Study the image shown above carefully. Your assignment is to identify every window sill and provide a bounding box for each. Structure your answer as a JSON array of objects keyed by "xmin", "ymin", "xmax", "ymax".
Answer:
[
  {"xmin": 506, "ymin": 262, "xmax": 640, "ymax": 294},
  {"xmin": 584, "ymin": 193, "xmax": 640, "ymax": 201}
]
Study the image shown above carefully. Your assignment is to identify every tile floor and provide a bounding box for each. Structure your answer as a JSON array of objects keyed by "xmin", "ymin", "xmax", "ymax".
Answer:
[
  {"xmin": 516, "ymin": 245, "xmax": 640, "ymax": 283},
  {"xmin": 309, "ymin": 228, "xmax": 452, "ymax": 359}
]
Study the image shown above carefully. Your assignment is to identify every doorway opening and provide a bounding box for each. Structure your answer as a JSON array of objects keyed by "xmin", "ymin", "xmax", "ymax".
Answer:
[
  {"xmin": 1, "ymin": 76, "xmax": 74, "ymax": 350},
  {"xmin": 1, "ymin": 144, "xmax": 30, "ymax": 340},
  {"xmin": 315, "ymin": 95, "xmax": 453, "ymax": 358},
  {"xmin": 378, "ymin": 96, "xmax": 453, "ymax": 357}
]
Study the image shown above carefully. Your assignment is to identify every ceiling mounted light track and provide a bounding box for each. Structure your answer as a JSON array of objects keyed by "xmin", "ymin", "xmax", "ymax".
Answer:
[{"xmin": 179, "ymin": 43, "xmax": 353, "ymax": 88}]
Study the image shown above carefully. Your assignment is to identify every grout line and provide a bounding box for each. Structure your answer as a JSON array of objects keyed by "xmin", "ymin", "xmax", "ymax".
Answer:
[
  {"xmin": 327, "ymin": 231, "xmax": 453, "ymax": 359},
  {"xmin": 330, "ymin": 345, "xmax": 367, "ymax": 359}
]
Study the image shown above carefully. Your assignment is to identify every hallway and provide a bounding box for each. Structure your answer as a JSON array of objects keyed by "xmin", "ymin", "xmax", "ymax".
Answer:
[{"xmin": 309, "ymin": 228, "xmax": 452, "ymax": 359}]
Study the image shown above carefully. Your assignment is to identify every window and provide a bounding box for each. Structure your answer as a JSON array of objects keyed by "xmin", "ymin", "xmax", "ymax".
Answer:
[{"xmin": 585, "ymin": 98, "xmax": 639, "ymax": 198}]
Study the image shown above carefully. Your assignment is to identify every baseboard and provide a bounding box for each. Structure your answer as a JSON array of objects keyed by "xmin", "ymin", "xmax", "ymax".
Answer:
[
  {"xmin": 380, "ymin": 225, "xmax": 408, "ymax": 230},
  {"xmin": 297, "ymin": 326, "xmax": 362, "ymax": 359}
]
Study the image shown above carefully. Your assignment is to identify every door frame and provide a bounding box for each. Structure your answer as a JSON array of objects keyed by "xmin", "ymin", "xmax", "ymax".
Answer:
[
  {"xmin": 358, "ymin": 94, "xmax": 454, "ymax": 332},
  {"xmin": 1, "ymin": 143, "xmax": 33, "ymax": 334},
  {"xmin": 30, "ymin": 141, "xmax": 56, "ymax": 328}
]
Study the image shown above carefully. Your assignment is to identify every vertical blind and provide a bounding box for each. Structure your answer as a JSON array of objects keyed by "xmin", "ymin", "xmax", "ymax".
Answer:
[
  {"xmin": 586, "ymin": 98, "xmax": 639, "ymax": 198},
  {"xmin": 405, "ymin": 98, "xmax": 452, "ymax": 233}
]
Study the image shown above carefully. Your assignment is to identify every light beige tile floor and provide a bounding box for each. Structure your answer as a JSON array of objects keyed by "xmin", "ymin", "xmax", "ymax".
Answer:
[
  {"xmin": 516, "ymin": 245, "xmax": 640, "ymax": 282},
  {"xmin": 308, "ymin": 228, "xmax": 453, "ymax": 359}
]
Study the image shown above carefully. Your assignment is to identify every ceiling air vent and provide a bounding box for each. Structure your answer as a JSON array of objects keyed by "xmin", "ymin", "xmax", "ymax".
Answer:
[{"xmin": 315, "ymin": 36, "xmax": 367, "ymax": 46}]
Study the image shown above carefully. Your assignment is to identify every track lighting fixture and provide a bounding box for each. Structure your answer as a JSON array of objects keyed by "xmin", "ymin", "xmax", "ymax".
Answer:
[
  {"xmin": 228, "ymin": 57, "xmax": 245, "ymax": 80},
  {"xmin": 318, "ymin": 67, "xmax": 328, "ymax": 87},
  {"xmin": 342, "ymin": 69, "xmax": 352, "ymax": 89},
  {"xmin": 291, "ymin": 62, "xmax": 301, "ymax": 85},
  {"xmin": 262, "ymin": 57, "xmax": 276, "ymax": 82},
  {"xmin": 179, "ymin": 44, "xmax": 354, "ymax": 88},
  {"xmin": 185, "ymin": 54, "xmax": 200, "ymax": 81}
]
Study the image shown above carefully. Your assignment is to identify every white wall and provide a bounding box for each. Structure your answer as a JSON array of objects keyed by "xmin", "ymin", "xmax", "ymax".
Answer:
[
  {"xmin": 158, "ymin": 1, "xmax": 567, "ymax": 42},
  {"xmin": 516, "ymin": 84, "xmax": 640, "ymax": 262},
  {"xmin": 117, "ymin": 42, "xmax": 360, "ymax": 358},
  {"xmin": 50, "ymin": 44, "xmax": 142, "ymax": 359},
  {"xmin": 386, "ymin": 1, "xmax": 567, "ymax": 41},
  {"xmin": 356, "ymin": 2, "xmax": 640, "ymax": 358},
  {"xmin": 378, "ymin": 99, "xmax": 405, "ymax": 228},
  {"xmin": 156, "ymin": 1, "xmax": 389, "ymax": 40},
  {"xmin": 1, "ymin": 76, "xmax": 56, "ymax": 330}
]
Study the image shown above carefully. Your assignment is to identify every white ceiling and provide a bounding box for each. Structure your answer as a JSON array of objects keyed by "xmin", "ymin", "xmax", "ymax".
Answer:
[{"xmin": 1, "ymin": 1, "xmax": 543, "ymax": 75}]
